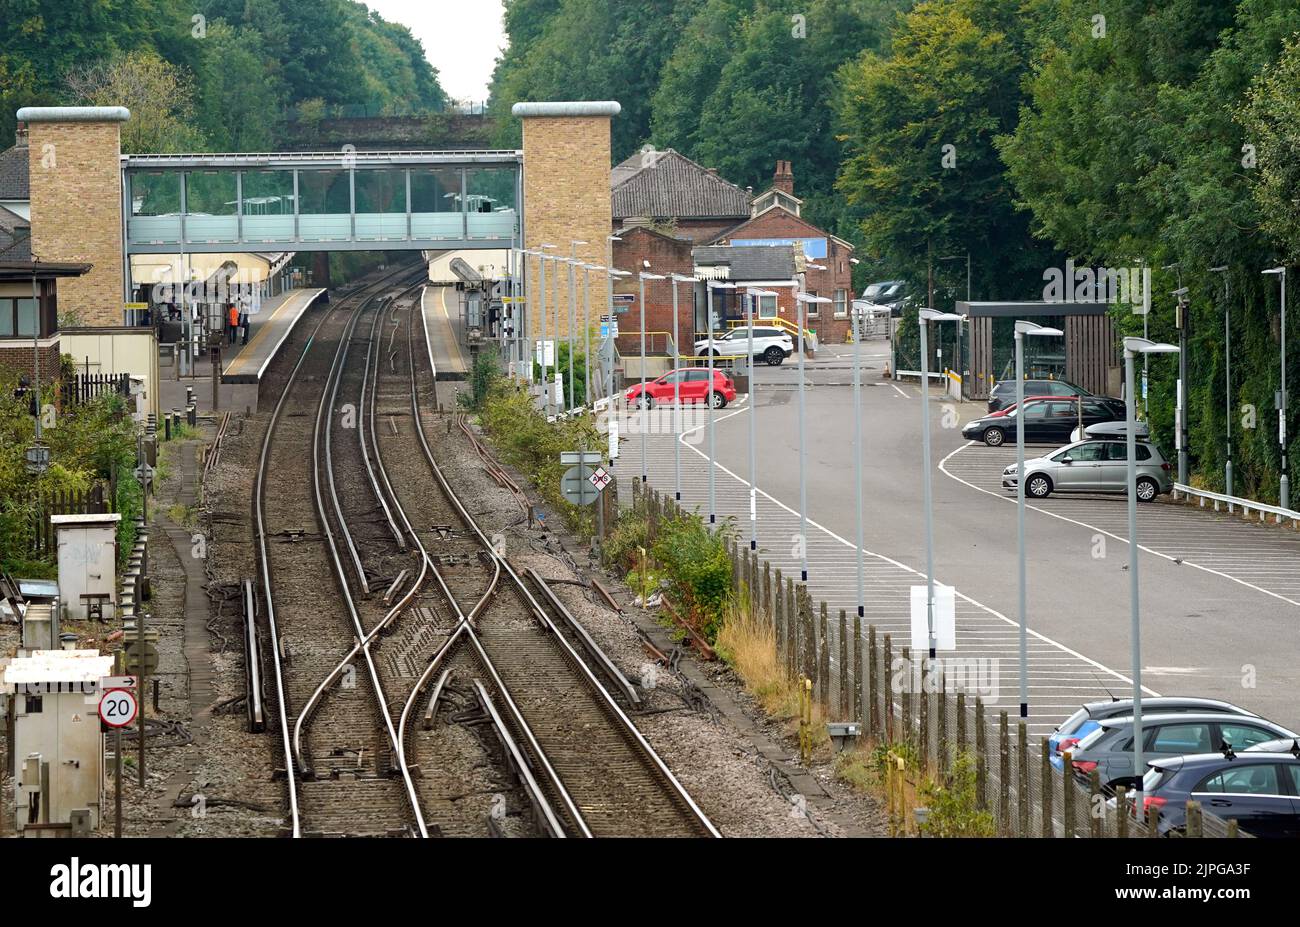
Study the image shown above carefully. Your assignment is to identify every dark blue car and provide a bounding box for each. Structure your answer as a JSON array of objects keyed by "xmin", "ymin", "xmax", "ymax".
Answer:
[{"xmin": 1128, "ymin": 748, "xmax": 1300, "ymax": 837}]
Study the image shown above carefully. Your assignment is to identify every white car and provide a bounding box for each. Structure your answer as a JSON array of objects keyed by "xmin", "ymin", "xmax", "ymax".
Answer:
[{"xmin": 694, "ymin": 326, "xmax": 795, "ymax": 365}]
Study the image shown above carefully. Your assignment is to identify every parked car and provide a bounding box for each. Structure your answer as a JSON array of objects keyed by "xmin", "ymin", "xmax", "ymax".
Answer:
[
  {"xmin": 986, "ymin": 395, "xmax": 1061, "ymax": 418},
  {"xmin": 1070, "ymin": 419, "xmax": 1151, "ymax": 442},
  {"xmin": 694, "ymin": 326, "xmax": 794, "ymax": 365},
  {"xmin": 625, "ymin": 368, "xmax": 735, "ymax": 410},
  {"xmin": 1068, "ymin": 712, "xmax": 1298, "ymax": 791},
  {"xmin": 860, "ymin": 279, "xmax": 909, "ymax": 315},
  {"xmin": 987, "ymin": 377, "xmax": 1091, "ymax": 412},
  {"xmin": 1245, "ymin": 737, "xmax": 1300, "ymax": 755},
  {"xmin": 1001, "ymin": 438, "xmax": 1174, "ymax": 500},
  {"xmin": 1125, "ymin": 750, "xmax": 1300, "ymax": 837},
  {"xmin": 1050, "ymin": 697, "xmax": 1259, "ymax": 771},
  {"xmin": 963, "ymin": 397, "xmax": 1123, "ymax": 447}
]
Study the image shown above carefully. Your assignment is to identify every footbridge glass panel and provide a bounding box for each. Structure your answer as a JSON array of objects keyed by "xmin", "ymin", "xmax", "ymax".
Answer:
[{"xmin": 123, "ymin": 151, "xmax": 521, "ymax": 253}]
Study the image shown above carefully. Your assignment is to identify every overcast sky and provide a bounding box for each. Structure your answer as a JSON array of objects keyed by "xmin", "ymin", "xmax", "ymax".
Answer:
[{"xmin": 363, "ymin": 0, "xmax": 508, "ymax": 103}]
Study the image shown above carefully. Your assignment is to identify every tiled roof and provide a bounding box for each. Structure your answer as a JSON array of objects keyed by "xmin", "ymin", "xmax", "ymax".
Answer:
[
  {"xmin": 611, "ymin": 149, "xmax": 753, "ymax": 221},
  {"xmin": 692, "ymin": 244, "xmax": 797, "ymax": 281},
  {"xmin": 0, "ymin": 205, "xmax": 31, "ymax": 261},
  {"xmin": 0, "ymin": 140, "xmax": 29, "ymax": 201}
]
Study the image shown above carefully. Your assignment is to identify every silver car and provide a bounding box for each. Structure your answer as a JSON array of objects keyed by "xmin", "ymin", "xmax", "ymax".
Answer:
[{"xmin": 1001, "ymin": 438, "xmax": 1173, "ymax": 501}]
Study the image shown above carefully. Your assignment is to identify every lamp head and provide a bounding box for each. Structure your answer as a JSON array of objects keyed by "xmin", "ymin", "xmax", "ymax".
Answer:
[
  {"xmin": 919, "ymin": 308, "xmax": 964, "ymax": 322},
  {"xmin": 1123, "ymin": 336, "xmax": 1180, "ymax": 356}
]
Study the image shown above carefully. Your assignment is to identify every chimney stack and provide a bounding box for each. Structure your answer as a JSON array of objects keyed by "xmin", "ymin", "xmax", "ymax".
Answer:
[{"xmin": 773, "ymin": 160, "xmax": 794, "ymax": 195}]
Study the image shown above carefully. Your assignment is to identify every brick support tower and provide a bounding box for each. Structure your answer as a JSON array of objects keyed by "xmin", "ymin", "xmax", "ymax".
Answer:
[
  {"xmin": 513, "ymin": 101, "xmax": 619, "ymax": 344},
  {"xmin": 19, "ymin": 106, "xmax": 130, "ymax": 327}
]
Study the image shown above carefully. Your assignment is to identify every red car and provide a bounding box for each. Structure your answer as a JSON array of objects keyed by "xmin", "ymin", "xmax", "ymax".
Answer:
[
  {"xmin": 626, "ymin": 368, "xmax": 736, "ymax": 409},
  {"xmin": 988, "ymin": 395, "xmax": 1059, "ymax": 417}
]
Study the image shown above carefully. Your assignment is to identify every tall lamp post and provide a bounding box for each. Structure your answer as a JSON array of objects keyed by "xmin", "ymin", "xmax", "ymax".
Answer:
[
  {"xmin": 1263, "ymin": 266, "xmax": 1289, "ymax": 510},
  {"xmin": 568, "ymin": 240, "xmax": 588, "ymax": 412},
  {"xmin": 850, "ymin": 257, "xmax": 866, "ymax": 621},
  {"xmin": 706, "ymin": 280, "xmax": 736, "ymax": 523},
  {"xmin": 669, "ymin": 273, "xmax": 696, "ymax": 503},
  {"xmin": 795, "ymin": 292, "xmax": 832, "ymax": 580},
  {"xmin": 582, "ymin": 263, "xmax": 602, "ymax": 409},
  {"xmin": 918, "ymin": 308, "xmax": 965, "ymax": 657},
  {"xmin": 745, "ymin": 288, "xmax": 779, "ymax": 551},
  {"xmin": 1013, "ymin": 320, "xmax": 1063, "ymax": 718},
  {"xmin": 639, "ymin": 268, "xmax": 665, "ymax": 485},
  {"xmin": 538, "ymin": 243, "xmax": 557, "ymax": 418},
  {"xmin": 1123, "ymin": 337, "xmax": 1179, "ymax": 793},
  {"xmin": 1210, "ymin": 266, "xmax": 1231, "ymax": 497},
  {"xmin": 605, "ymin": 236, "xmax": 623, "ymax": 406},
  {"xmin": 940, "ymin": 253, "xmax": 971, "ymax": 388}
]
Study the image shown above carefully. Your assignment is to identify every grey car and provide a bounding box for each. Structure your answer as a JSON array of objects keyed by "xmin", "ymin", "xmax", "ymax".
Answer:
[
  {"xmin": 1067, "ymin": 712, "xmax": 1298, "ymax": 790},
  {"xmin": 1001, "ymin": 438, "xmax": 1173, "ymax": 501}
]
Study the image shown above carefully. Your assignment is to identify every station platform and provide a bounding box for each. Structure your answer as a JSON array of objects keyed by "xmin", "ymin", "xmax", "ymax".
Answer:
[
  {"xmin": 421, "ymin": 284, "xmax": 469, "ymax": 379},
  {"xmin": 222, "ymin": 287, "xmax": 326, "ymax": 384}
]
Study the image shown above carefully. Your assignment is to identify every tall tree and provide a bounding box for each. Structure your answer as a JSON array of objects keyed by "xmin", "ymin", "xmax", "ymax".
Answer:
[
  {"xmin": 66, "ymin": 48, "xmax": 207, "ymax": 152},
  {"xmin": 836, "ymin": 0, "xmax": 1050, "ymax": 299}
]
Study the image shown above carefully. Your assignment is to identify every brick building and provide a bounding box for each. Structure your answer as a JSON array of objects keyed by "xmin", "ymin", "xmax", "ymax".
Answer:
[
  {"xmin": 610, "ymin": 155, "xmax": 855, "ymax": 348},
  {"xmin": 0, "ymin": 260, "xmax": 91, "ymax": 382}
]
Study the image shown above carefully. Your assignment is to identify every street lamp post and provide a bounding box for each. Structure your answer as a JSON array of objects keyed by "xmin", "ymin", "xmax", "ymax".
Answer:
[
  {"xmin": 745, "ymin": 288, "xmax": 779, "ymax": 551},
  {"xmin": 1123, "ymin": 336, "xmax": 1179, "ymax": 794},
  {"xmin": 639, "ymin": 269, "xmax": 665, "ymax": 485},
  {"xmin": 918, "ymin": 308, "xmax": 965, "ymax": 658},
  {"xmin": 569, "ymin": 241, "xmax": 588, "ymax": 412},
  {"xmin": 605, "ymin": 236, "xmax": 622, "ymax": 407},
  {"xmin": 670, "ymin": 274, "xmax": 696, "ymax": 503},
  {"xmin": 1013, "ymin": 321, "xmax": 1063, "ymax": 718},
  {"xmin": 796, "ymin": 292, "xmax": 832, "ymax": 581},
  {"xmin": 583, "ymin": 263, "xmax": 601, "ymax": 409},
  {"xmin": 538, "ymin": 243, "xmax": 557, "ymax": 417},
  {"xmin": 1263, "ymin": 267, "xmax": 1289, "ymax": 510},
  {"xmin": 706, "ymin": 280, "xmax": 736, "ymax": 524}
]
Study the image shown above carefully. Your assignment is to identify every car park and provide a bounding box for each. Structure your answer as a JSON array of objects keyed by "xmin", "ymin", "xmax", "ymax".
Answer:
[
  {"xmin": 1050, "ymin": 697, "xmax": 1259, "ymax": 771},
  {"xmin": 625, "ymin": 368, "xmax": 736, "ymax": 409},
  {"xmin": 987, "ymin": 377, "xmax": 1091, "ymax": 412},
  {"xmin": 694, "ymin": 326, "xmax": 794, "ymax": 365},
  {"xmin": 1067, "ymin": 712, "xmax": 1298, "ymax": 791},
  {"xmin": 1001, "ymin": 439, "xmax": 1173, "ymax": 500},
  {"xmin": 963, "ymin": 397, "xmax": 1123, "ymax": 447},
  {"xmin": 1126, "ymin": 749, "xmax": 1300, "ymax": 837}
]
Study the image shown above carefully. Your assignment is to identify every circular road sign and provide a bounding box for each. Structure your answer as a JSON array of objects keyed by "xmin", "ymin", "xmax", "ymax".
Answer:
[{"xmin": 98, "ymin": 688, "xmax": 138, "ymax": 728}]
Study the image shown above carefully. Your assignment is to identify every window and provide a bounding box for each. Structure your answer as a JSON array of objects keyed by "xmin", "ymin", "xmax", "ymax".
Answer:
[
  {"xmin": 24, "ymin": 695, "xmax": 42, "ymax": 713},
  {"xmin": 834, "ymin": 288, "xmax": 848, "ymax": 318},
  {"xmin": 1150, "ymin": 723, "xmax": 1213, "ymax": 754},
  {"xmin": 1066, "ymin": 443, "xmax": 1105, "ymax": 462},
  {"xmin": 685, "ymin": 370, "xmax": 711, "ymax": 381},
  {"xmin": 1220, "ymin": 723, "xmax": 1279, "ymax": 749},
  {"xmin": 759, "ymin": 294, "xmax": 778, "ymax": 318},
  {"xmin": 0, "ymin": 298, "xmax": 39, "ymax": 338},
  {"xmin": 1106, "ymin": 443, "xmax": 1152, "ymax": 461},
  {"xmin": 1196, "ymin": 765, "xmax": 1280, "ymax": 795},
  {"xmin": 1288, "ymin": 766, "xmax": 1300, "ymax": 795}
]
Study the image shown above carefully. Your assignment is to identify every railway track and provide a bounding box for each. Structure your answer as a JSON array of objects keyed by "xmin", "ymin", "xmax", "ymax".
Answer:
[
  {"xmin": 381, "ymin": 290, "xmax": 720, "ymax": 838},
  {"xmin": 254, "ymin": 266, "xmax": 718, "ymax": 838}
]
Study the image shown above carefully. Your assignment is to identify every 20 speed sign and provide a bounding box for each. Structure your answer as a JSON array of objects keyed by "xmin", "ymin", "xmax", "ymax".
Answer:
[{"xmin": 98, "ymin": 687, "xmax": 138, "ymax": 728}]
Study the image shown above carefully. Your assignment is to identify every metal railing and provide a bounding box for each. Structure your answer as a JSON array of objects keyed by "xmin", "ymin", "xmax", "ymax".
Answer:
[{"xmin": 1171, "ymin": 483, "xmax": 1300, "ymax": 527}]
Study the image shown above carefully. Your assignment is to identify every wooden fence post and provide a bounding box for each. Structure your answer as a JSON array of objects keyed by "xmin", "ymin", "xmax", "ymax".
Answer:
[
  {"xmin": 838, "ymin": 609, "xmax": 849, "ymax": 721},
  {"xmin": 974, "ymin": 698, "xmax": 987, "ymax": 810},
  {"xmin": 818, "ymin": 601, "xmax": 829, "ymax": 711},
  {"xmin": 762, "ymin": 561, "xmax": 772, "ymax": 621},
  {"xmin": 773, "ymin": 567, "xmax": 784, "ymax": 654},
  {"xmin": 882, "ymin": 633, "xmax": 893, "ymax": 742},
  {"xmin": 785, "ymin": 578, "xmax": 797, "ymax": 678},
  {"xmin": 1062, "ymin": 753, "xmax": 1075, "ymax": 838},
  {"xmin": 937, "ymin": 670, "xmax": 948, "ymax": 780},
  {"xmin": 998, "ymin": 711, "xmax": 1011, "ymax": 835},
  {"xmin": 1116, "ymin": 785, "xmax": 1128, "ymax": 839},
  {"xmin": 918, "ymin": 661, "xmax": 930, "ymax": 772},
  {"xmin": 900, "ymin": 646, "xmax": 911, "ymax": 747},
  {"xmin": 1089, "ymin": 769, "xmax": 1103, "ymax": 838},
  {"xmin": 1041, "ymin": 738, "xmax": 1053, "ymax": 837},
  {"xmin": 955, "ymin": 691, "xmax": 966, "ymax": 754},
  {"xmin": 1018, "ymin": 721, "xmax": 1030, "ymax": 837}
]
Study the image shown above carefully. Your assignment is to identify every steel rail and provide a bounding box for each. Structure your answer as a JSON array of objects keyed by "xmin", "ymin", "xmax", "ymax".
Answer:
[{"xmin": 401, "ymin": 296, "xmax": 720, "ymax": 838}]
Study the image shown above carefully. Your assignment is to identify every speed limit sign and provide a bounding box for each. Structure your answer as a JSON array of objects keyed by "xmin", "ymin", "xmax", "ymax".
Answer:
[{"xmin": 98, "ymin": 688, "xmax": 138, "ymax": 728}]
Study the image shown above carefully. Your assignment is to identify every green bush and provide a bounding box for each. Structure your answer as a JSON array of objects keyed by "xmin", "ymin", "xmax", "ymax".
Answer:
[
  {"xmin": 917, "ymin": 752, "xmax": 996, "ymax": 838},
  {"xmin": 652, "ymin": 511, "xmax": 733, "ymax": 642}
]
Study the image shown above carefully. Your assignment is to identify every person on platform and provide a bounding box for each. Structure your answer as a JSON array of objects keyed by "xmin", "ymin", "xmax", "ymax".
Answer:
[
  {"xmin": 239, "ymin": 304, "xmax": 250, "ymax": 345},
  {"xmin": 227, "ymin": 303, "xmax": 239, "ymax": 344}
]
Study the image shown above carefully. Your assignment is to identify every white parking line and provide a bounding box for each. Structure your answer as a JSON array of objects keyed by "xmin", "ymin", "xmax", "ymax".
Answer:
[{"xmin": 938, "ymin": 443, "xmax": 1300, "ymax": 609}]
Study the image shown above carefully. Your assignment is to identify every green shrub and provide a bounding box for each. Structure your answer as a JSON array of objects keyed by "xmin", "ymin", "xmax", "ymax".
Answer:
[
  {"xmin": 917, "ymin": 752, "xmax": 996, "ymax": 837},
  {"xmin": 651, "ymin": 511, "xmax": 733, "ymax": 642}
]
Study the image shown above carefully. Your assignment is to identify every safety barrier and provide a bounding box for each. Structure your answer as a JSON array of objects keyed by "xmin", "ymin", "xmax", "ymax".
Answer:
[{"xmin": 1171, "ymin": 484, "xmax": 1300, "ymax": 528}]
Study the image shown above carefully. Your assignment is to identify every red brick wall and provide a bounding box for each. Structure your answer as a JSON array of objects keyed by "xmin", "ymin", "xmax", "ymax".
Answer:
[
  {"xmin": 715, "ymin": 208, "xmax": 856, "ymax": 344},
  {"xmin": 0, "ymin": 340, "xmax": 61, "ymax": 385},
  {"xmin": 612, "ymin": 228, "xmax": 694, "ymax": 350}
]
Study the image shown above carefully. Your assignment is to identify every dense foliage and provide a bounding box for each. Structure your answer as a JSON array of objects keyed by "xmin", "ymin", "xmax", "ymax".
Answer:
[
  {"xmin": 491, "ymin": 0, "xmax": 1300, "ymax": 502},
  {"xmin": 0, "ymin": 0, "xmax": 447, "ymax": 150},
  {"xmin": 0, "ymin": 365, "xmax": 140, "ymax": 577}
]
